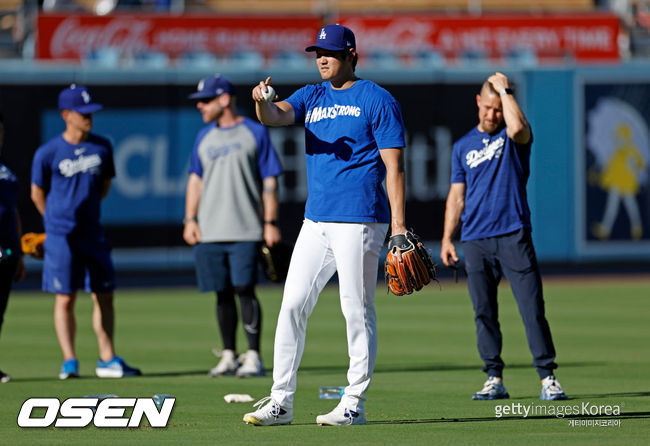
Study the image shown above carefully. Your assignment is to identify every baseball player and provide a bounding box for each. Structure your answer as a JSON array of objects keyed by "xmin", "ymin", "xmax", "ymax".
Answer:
[
  {"xmin": 0, "ymin": 112, "xmax": 25, "ymax": 383},
  {"xmin": 30, "ymin": 85, "xmax": 141, "ymax": 379},
  {"xmin": 243, "ymin": 24, "xmax": 408, "ymax": 426},
  {"xmin": 183, "ymin": 75, "xmax": 283, "ymax": 377},
  {"xmin": 440, "ymin": 72, "xmax": 567, "ymax": 401}
]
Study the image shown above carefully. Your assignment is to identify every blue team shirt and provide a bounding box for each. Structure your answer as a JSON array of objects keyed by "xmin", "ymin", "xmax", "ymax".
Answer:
[
  {"xmin": 451, "ymin": 125, "xmax": 533, "ymax": 241},
  {"xmin": 0, "ymin": 162, "xmax": 20, "ymax": 253},
  {"xmin": 286, "ymin": 79, "xmax": 406, "ymax": 223},
  {"xmin": 31, "ymin": 133, "xmax": 115, "ymax": 235}
]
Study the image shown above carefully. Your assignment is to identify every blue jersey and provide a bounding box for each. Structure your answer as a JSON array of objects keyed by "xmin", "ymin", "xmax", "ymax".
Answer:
[
  {"xmin": 451, "ymin": 125, "xmax": 533, "ymax": 241},
  {"xmin": 286, "ymin": 79, "xmax": 405, "ymax": 223},
  {"xmin": 0, "ymin": 162, "xmax": 20, "ymax": 253},
  {"xmin": 31, "ymin": 133, "xmax": 115, "ymax": 235}
]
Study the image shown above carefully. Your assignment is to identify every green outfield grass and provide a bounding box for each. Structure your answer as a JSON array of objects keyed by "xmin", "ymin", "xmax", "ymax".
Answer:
[{"xmin": 0, "ymin": 277, "xmax": 648, "ymax": 445}]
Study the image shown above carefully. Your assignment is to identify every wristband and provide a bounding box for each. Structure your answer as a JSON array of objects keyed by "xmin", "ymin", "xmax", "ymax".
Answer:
[
  {"xmin": 183, "ymin": 216, "xmax": 197, "ymax": 224},
  {"xmin": 264, "ymin": 220, "xmax": 278, "ymax": 226},
  {"xmin": 499, "ymin": 88, "xmax": 513, "ymax": 97}
]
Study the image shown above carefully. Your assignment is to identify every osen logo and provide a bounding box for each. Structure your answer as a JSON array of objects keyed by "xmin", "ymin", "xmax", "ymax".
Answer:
[{"xmin": 17, "ymin": 397, "xmax": 175, "ymax": 428}]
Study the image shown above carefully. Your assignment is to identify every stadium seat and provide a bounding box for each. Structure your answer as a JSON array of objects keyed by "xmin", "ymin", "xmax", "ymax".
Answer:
[
  {"xmin": 202, "ymin": 0, "xmax": 317, "ymax": 14},
  {"xmin": 269, "ymin": 51, "xmax": 311, "ymax": 69},
  {"xmin": 458, "ymin": 49, "xmax": 489, "ymax": 65},
  {"xmin": 333, "ymin": 0, "xmax": 593, "ymax": 13},
  {"xmin": 363, "ymin": 50, "xmax": 403, "ymax": 69},
  {"xmin": 176, "ymin": 52, "xmax": 224, "ymax": 69},
  {"xmin": 83, "ymin": 47, "xmax": 121, "ymax": 68},
  {"xmin": 412, "ymin": 50, "xmax": 446, "ymax": 68},
  {"xmin": 229, "ymin": 50, "xmax": 265, "ymax": 70},
  {"xmin": 133, "ymin": 50, "xmax": 170, "ymax": 68},
  {"xmin": 504, "ymin": 48, "xmax": 538, "ymax": 67}
]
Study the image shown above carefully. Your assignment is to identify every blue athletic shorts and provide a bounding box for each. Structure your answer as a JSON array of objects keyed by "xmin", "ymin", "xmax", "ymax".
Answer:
[
  {"xmin": 193, "ymin": 241, "xmax": 259, "ymax": 293},
  {"xmin": 42, "ymin": 232, "xmax": 116, "ymax": 294}
]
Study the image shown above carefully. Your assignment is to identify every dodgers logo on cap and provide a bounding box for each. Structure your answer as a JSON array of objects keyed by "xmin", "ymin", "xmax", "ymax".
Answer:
[
  {"xmin": 58, "ymin": 84, "xmax": 103, "ymax": 114},
  {"xmin": 305, "ymin": 24, "xmax": 356, "ymax": 52}
]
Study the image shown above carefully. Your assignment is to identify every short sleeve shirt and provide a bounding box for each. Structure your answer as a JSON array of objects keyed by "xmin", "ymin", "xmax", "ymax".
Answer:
[
  {"xmin": 285, "ymin": 79, "xmax": 406, "ymax": 223},
  {"xmin": 31, "ymin": 133, "xmax": 115, "ymax": 235},
  {"xmin": 451, "ymin": 125, "xmax": 533, "ymax": 241},
  {"xmin": 189, "ymin": 117, "xmax": 283, "ymax": 242}
]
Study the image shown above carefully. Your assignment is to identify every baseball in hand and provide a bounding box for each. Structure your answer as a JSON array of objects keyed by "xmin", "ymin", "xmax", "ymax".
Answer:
[{"xmin": 261, "ymin": 85, "xmax": 275, "ymax": 102}]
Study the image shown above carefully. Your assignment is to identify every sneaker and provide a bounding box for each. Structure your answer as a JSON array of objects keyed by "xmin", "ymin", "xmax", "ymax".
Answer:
[
  {"xmin": 209, "ymin": 349, "xmax": 239, "ymax": 377},
  {"xmin": 243, "ymin": 396, "xmax": 293, "ymax": 426},
  {"xmin": 236, "ymin": 350, "xmax": 265, "ymax": 377},
  {"xmin": 472, "ymin": 376, "xmax": 510, "ymax": 400},
  {"xmin": 59, "ymin": 358, "xmax": 80, "ymax": 380},
  {"xmin": 540, "ymin": 375, "xmax": 568, "ymax": 400},
  {"xmin": 0, "ymin": 370, "xmax": 11, "ymax": 383},
  {"xmin": 95, "ymin": 356, "xmax": 141, "ymax": 378},
  {"xmin": 316, "ymin": 401, "xmax": 366, "ymax": 426}
]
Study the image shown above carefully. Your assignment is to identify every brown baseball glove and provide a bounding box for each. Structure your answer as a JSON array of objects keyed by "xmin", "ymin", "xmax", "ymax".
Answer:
[
  {"xmin": 21, "ymin": 232, "xmax": 46, "ymax": 259},
  {"xmin": 384, "ymin": 231, "xmax": 437, "ymax": 296}
]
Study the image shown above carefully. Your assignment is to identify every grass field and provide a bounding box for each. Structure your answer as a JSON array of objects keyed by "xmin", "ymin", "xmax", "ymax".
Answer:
[{"xmin": 0, "ymin": 277, "xmax": 648, "ymax": 445}]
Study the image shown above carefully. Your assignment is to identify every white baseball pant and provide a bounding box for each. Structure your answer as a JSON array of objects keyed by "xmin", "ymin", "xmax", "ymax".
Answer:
[{"xmin": 270, "ymin": 219, "xmax": 388, "ymax": 411}]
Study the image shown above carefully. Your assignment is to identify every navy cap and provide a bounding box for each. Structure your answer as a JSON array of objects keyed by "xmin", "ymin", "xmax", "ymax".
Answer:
[
  {"xmin": 306, "ymin": 24, "xmax": 356, "ymax": 52},
  {"xmin": 58, "ymin": 84, "xmax": 103, "ymax": 114},
  {"xmin": 188, "ymin": 75, "xmax": 236, "ymax": 100}
]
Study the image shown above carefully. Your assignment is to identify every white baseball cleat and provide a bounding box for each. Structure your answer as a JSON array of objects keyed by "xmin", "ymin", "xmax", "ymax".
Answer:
[
  {"xmin": 243, "ymin": 396, "xmax": 292, "ymax": 426},
  {"xmin": 472, "ymin": 376, "xmax": 510, "ymax": 400},
  {"xmin": 316, "ymin": 402, "xmax": 366, "ymax": 426},
  {"xmin": 209, "ymin": 349, "xmax": 239, "ymax": 377},
  {"xmin": 236, "ymin": 350, "xmax": 265, "ymax": 377},
  {"xmin": 540, "ymin": 375, "xmax": 568, "ymax": 400}
]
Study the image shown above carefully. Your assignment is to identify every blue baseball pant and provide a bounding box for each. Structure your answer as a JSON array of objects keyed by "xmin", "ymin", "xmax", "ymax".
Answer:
[{"xmin": 462, "ymin": 228, "xmax": 557, "ymax": 379}]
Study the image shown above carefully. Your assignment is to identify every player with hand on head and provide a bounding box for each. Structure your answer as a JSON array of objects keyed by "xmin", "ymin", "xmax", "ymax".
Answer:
[
  {"xmin": 30, "ymin": 85, "xmax": 141, "ymax": 380},
  {"xmin": 183, "ymin": 75, "xmax": 283, "ymax": 378},
  {"xmin": 244, "ymin": 24, "xmax": 408, "ymax": 426},
  {"xmin": 440, "ymin": 72, "xmax": 567, "ymax": 401},
  {"xmin": 0, "ymin": 112, "xmax": 26, "ymax": 383}
]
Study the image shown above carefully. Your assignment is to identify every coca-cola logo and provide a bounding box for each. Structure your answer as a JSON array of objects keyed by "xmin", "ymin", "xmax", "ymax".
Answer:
[
  {"xmin": 50, "ymin": 16, "xmax": 152, "ymax": 58},
  {"xmin": 342, "ymin": 19, "xmax": 435, "ymax": 52},
  {"xmin": 47, "ymin": 16, "xmax": 314, "ymax": 59}
]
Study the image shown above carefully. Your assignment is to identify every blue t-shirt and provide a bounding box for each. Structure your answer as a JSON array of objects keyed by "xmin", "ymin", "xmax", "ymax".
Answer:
[
  {"xmin": 286, "ymin": 79, "xmax": 406, "ymax": 223},
  {"xmin": 0, "ymin": 162, "xmax": 20, "ymax": 253},
  {"xmin": 451, "ymin": 125, "xmax": 533, "ymax": 241},
  {"xmin": 31, "ymin": 133, "xmax": 115, "ymax": 235}
]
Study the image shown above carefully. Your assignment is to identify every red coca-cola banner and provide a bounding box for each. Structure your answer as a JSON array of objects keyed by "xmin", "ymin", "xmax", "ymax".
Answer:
[
  {"xmin": 37, "ymin": 13, "xmax": 620, "ymax": 62},
  {"xmin": 339, "ymin": 13, "xmax": 621, "ymax": 61},
  {"xmin": 36, "ymin": 14, "xmax": 323, "ymax": 60}
]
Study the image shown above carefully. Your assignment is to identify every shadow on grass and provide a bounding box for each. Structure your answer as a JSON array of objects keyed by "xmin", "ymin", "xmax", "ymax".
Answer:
[
  {"xmin": 298, "ymin": 360, "xmax": 605, "ymax": 375},
  {"xmin": 367, "ymin": 411, "xmax": 650, "ymax": 425},
  {"xmin": 10, "ymin": 369, "xmax": 208, "ymax": 382},
  {"xmin": 504, "ymin": 390, "xmax": 650, "ymax": 401},
  {"xmin": 565, "ymin": 391, "xmax": 650, "ymax": 399}
]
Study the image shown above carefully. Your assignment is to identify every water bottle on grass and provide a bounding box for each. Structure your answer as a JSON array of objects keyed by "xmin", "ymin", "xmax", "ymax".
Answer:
[{"xmin": 318, "ymin": 386, "xmax": 345, "ymax": 399}]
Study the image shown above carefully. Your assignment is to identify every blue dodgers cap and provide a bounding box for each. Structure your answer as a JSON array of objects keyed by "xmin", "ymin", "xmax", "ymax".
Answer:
[
  {"xmin": 188, "ymin": 75, "xmax": 236, "ymax": 100},
  {"xmin": 58, "ymin": 84, "xmax": 103, "ymax": 114},
  {"xmin": 305, "ymin": 24, "xmax": 356, "ymax": 52}
]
